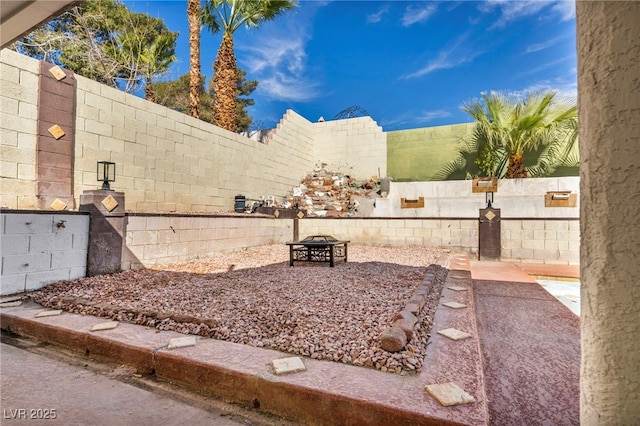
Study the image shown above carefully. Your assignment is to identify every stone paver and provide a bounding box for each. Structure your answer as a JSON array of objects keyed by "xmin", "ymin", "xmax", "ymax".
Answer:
[
  {"xmin": 35, "ymin": 309, "xmax": 63, "ymax": 318},
  {"xmin": 271, "ymin": 357, "xmax": 306, "ymax": 375},
  {"xmin": 167, "ymin": 336, "xmax": 197, "ymax": 349},
  {"xmin": 442, "ymin": 301, "xmax": 467, "ymax": 309},
  {"xmin": 424, "ymin": 382, "xmax": 476, "ymax": 406},
  {"xmin": 437, "ymin": 328, "xmax": 472, "ymax": 341},
  {"xmin": 91, "ymin": 321, "xmax": 120, "ymax": 331}
]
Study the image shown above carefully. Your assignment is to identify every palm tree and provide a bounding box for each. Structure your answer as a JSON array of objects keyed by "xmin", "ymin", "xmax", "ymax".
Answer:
[
  {"xmin": 462, "ymin": 91, "xmax": 577, "ymax": 178},
  {"xmin": 139, "ymin": 33, "xmax": 177, "ymax": 102},
  {"xmin": 187, "ymin": 0, "xmax": 202, "ymax": 119},
  {"xmin": 202, "ymin": 0, "xmax": 296, "ymax": 132}
]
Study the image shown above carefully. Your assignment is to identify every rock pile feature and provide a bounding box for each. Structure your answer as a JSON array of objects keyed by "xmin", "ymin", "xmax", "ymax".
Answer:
[{"xmin": 287, "ymin": 166, "xmax": 389, "ymax": 218}]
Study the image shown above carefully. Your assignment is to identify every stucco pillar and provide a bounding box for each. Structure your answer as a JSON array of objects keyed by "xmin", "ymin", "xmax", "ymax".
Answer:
[{"xmin": 577, "ymin": 1, "xmax": 640, "ymax": 423}]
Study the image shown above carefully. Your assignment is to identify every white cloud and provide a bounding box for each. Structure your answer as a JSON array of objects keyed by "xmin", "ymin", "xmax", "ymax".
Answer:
[
  {"xmin": 551, "ymin": 0, "xmax": 576, "ymax": 21},
  {"xmin": 401, "ymin": 33, "xmax": 482, "ymax": 79},
  {"xmin": 416, "ymin": 110, "xmax": 453, "ymax": 123},
  {"xmin": 237, "ymin": 4, "xmax": 326, "ymax": 102},
  {"xmin": 516, "ymin": 56, "xmax": 574, "ymax": 78},
  {"xmin": 258, "ymin": 72, "xmax": 322, "ymax": 102},
  {"xmin": 367, "ymin": 5, "xmax": 390, "ymax": 24},
  {"xmin": 526, "ymin": 34, "xmax": 570, "ymax": 53},
  {"xmin": 504, "ymin": 69, "xmax": 578, "ymax": 102},
  {"xmin": 401, "ymin": 3, "xmax": 438, "ymax": 27},
  {"xmin": 381, "ymin": 109, "xmax": 453, "ymax": 130},
  {"xmin": 242, "ymin": 37, "xmax": 307, "ymax": 75},
  {"xmin": 480, "ymin": 0, "xmax": 571, "ymax": 29}
]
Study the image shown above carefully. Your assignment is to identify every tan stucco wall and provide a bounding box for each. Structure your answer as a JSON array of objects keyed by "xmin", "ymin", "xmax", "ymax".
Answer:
[{"xmin": 577, "ymin": 1, "xmax": 640, "ymax": 423}]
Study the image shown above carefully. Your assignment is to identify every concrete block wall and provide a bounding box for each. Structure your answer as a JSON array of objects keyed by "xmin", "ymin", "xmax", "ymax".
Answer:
[
  {"xmin": 298, "ymin": 218, "xmax": 479, "ymax": 254},
  {"xmin": 387, "ymin": 123, "xmax": 475, "ymax": 182},
  {"xmin": 374, "ymin": 177, "xmax": 580, "ymax": 218},
  {"xmin": 73, "ymin": 77, "xmax": 316, "ymax": 212},
  {"xmin": 312, "ymin": 116, "xmax": 387, "ymax": 179},
  {"xmin": 0, "ymin": 49, "xmax": 39, "ymax": 209},
  {"xmin": 501, "ymin": 219, "xmax": 580, "ymax": 264},
  {"xmin": 124, "ymin": 215, "xmax": 293, "ymax": 268},
  {"xmin": 1, "ymin": 211, "xmax": 90, "ymax": 295},
  {"xmin": 298, "ymin": 217, "xmax": 580, "ymax": 265}
]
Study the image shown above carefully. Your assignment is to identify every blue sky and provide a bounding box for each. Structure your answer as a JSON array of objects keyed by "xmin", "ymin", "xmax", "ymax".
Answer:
[{"xmin": 124, "ymin": 0, "xmax": 577, "ymax": 131}]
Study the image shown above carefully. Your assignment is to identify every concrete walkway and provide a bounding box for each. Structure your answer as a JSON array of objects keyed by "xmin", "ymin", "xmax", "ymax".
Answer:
[
  {"xmin": 0, "ymin": 338, "xmax": 289, "ymax": 426},
  {"xmin": 469, "ymin": 261, "xmax": 580, "ymax": 426},
  {"xmin": 0, "ymin": 257, "xmax": 580, "ymax": 425}
]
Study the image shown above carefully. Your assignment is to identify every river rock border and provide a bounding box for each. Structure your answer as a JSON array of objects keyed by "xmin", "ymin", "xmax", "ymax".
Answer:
[{"xmin": 379, "ymin": 264, "xmax": 441, "ymax": 352}]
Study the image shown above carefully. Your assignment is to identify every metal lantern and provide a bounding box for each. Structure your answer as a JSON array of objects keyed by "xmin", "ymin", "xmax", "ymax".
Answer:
[
  {"xmin": 97, "ymin": 161, "xmax": 115, "ymax": 190},
  {"xmin": 486, "ymin": 191, "xmax": 494, "ymax": 209}
]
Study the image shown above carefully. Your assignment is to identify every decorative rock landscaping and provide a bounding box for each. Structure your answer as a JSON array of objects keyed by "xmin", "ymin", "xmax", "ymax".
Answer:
[{"xmin": 29, "ymin": 244, "xmax": 451, "ymax": 375}]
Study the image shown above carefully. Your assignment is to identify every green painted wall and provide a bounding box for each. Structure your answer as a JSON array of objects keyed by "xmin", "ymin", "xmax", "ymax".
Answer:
[
  {"xmin": 387, "ymin": 122, "xmax": 579, "ymax": 182},
  {"xmin": 387, "ymin": 123, "xmax": 475, "ymax": 182}
]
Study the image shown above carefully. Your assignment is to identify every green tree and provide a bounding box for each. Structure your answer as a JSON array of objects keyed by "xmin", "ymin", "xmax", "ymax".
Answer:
[
  {"xmin": 117, "ymin": 14, "xmax": 177, "ymax": 101},
  {"xmin": 233, "ymin": 68, "xmax": 258, "ymax": 132},
  {"xmin": 462, "ymin": 91, "xmax": 577, "ymax": 179},
  {"xmin": 155, "ymin": 69, "xmax": 257, "ymax": 131},
  {"xmin": 13, "ymin": 0, "xmax": 177, "ymax": 95},
  {"xmin": 187, "ymin": 0, "xmax": 202, "ymax": 118},
  {"xmin": 202, "ymin": 0, "xmax": 296, "ymax": 132}
]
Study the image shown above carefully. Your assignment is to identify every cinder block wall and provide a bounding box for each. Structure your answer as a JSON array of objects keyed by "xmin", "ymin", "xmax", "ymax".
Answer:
[
  {"xmin": 501, "ymin": 219, "xmax": 580, "ymax": 264},
  {"xmin": 387, "ymin": 123, "xmax": 475, "ymax": 182},
  {"xmin": 312, "ymin": 116, "xmax": 387, "ymax": 178},
  {"xmin": 73, "ymin": 75, "xmax": 316, "ymax": 212},
  {"xmin": 0, "ymin": 49, "xmax": 39, "ymax": 209},
  {"xmin": 375, "ymin": 177, "xmax": 580, "ymax": 218},
  {"xmin": 124, "ymin": 215, "xmax": 293, "ymax": 268},
  {"xmin": 298, "ymin": 218, "xmax": 478, "ymax": 254},
  {"xmin": 298, "ymin": 217, "xmax": 580, "ymax": 265},
  {"xmin": 0, "ymin": 211, "xmax": 89, "ymax": 295}
]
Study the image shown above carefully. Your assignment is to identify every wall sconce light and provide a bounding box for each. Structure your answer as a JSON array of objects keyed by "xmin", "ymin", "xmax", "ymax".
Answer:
[
  {"xmin": 486, "ymin": 191, "xmax": 494, "ymax": 209},
  {"xmin": 97, "ymin": 161, "xmax": 115, "ymax": 190}
]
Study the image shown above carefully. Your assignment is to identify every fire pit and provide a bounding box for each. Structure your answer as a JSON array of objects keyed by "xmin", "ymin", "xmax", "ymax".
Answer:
[{"xmin": 285, "ymin": 235, "xmax": 350, "ymax": 267}]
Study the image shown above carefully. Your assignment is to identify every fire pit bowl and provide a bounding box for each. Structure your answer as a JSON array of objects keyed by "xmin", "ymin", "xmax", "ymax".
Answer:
[{"xmin": 286, "ymin": 235, "xmax": 350, "ymax": 267}]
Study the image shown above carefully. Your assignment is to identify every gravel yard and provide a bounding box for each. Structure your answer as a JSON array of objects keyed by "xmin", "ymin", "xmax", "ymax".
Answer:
[{"xmin": 30, "ymin": 245, "xmax": 452, "ymax": 375}]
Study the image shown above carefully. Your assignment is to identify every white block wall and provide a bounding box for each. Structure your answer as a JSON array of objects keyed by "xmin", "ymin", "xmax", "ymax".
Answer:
[
  {"xmin": 298, "ymin": 218, "xmax": 478, "ymax": 253},
  {"xmin": 73, "ymin": 73, "xmax": 317, "ymax": 212},
  {"xmin": 125, "ymin": 215, "xmax": 292, "ymax": 268},
  {"xmin": 0, "ymin": 49, "xmax": 39, "ymax": 209},
  {"xmin": 298, "ymin": 217, "xmax": 580, "ymax": 265},
  {"xmin": 374, "ymin": 177, "xmax": 580, "ymax": 218},
  {"xmin": 501, "ymin": 219, "xmax": 580, "ymax": 264},
  {"xmin": 312, "ymin": 116, "xmax": 387, "ymax": 179},
  {"xmin": 1, "ymin": 212, "xmax": 89, "ymax": 295}
]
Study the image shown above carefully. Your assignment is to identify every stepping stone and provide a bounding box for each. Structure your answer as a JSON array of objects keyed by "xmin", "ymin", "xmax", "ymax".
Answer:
[
  {"xmin": 424, "ymin": 382, "xmax": 476, "ymax": 406},
  {"xmin": 272, "ymin": 357, "xmax": 306, "ymax": 375},
  {"xmin": 442, "ymin": 301, "xmax": 467, "ymax": 309},
  {"xmin": 437, "ymin": 328, "xmax": 472, "ymax": 341},
  {"xmin": 447, "ymin": 286, "xmax": 467, "ymax": 292},
  {"xmin": 35, "ymin": 310, "xmax": 63, "ymax": 318},
  {"xmin": 167, "ymin": 336, "xmax": 196, "ymax": 350},
  {"xmin": 0, "ymin": 301, "xmax": 23, "ymax": 308},
  {"xmin": 91, "ymin": 321, "xmax": 119, "ymax": 331}
]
